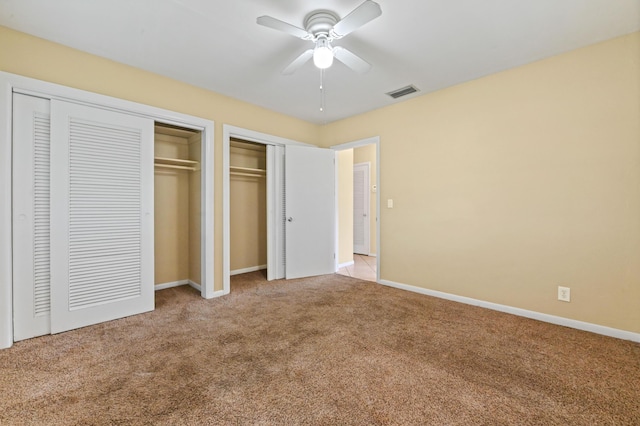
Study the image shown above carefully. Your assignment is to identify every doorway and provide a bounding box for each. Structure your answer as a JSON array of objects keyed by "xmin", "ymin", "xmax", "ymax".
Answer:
[{"xmin": 332, "ymin": 137, "xmax": 380, "ymax": 283}]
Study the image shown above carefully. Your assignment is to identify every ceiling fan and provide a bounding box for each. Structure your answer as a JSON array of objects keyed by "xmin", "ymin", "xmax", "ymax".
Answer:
[{"xmin": 257, "ymin": 0, "xmax": 382, "ymax": 75}]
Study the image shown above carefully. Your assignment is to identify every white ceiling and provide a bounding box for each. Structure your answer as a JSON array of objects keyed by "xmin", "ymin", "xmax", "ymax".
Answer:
[{"xmin": 1, "ymin": 0, "xmax": 639, "ymax": 124}]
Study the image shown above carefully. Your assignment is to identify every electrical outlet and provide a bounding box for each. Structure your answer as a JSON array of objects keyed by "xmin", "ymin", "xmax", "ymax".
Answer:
[{"xmin": 558, "ymin": 286, "xmax": 570, "ymax": 302}]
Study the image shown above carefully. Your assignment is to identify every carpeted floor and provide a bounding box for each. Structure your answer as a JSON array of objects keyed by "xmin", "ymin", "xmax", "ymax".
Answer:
[{"xmin": 1, "ymin": 272, "xmax": 639, "ymax": 425}]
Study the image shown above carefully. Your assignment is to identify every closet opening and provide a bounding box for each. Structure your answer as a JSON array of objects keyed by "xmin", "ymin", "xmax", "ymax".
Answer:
[
  {"xmin": 222, "ymin": 124, "xmax": 336, "ymax": 295},
  {"xmin": 229, "ymin": 138, "xmax": 268, "ymax": 279},
  {"xmin": 153, "ymin": 123, "xmax": 202, "ymax": 292}
]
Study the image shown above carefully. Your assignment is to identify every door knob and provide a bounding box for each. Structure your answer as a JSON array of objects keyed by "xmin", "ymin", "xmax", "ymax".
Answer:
[
  {"xmin": 287, "ymin": 217, "xmax": 293, "ymax": 222},
  {"xmin": 363, "ymin": 213, "xmax": 367, "ymax": 217}
]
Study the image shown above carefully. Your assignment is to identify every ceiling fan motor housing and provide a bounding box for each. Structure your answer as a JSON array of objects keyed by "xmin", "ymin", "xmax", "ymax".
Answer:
[
  {"xmin": 256, "ymin": 1, "xmax": 381, "ymax": 75},
  {"xmin": 304, "ymin": 11, "xmax": 339, "ymax": 39}
]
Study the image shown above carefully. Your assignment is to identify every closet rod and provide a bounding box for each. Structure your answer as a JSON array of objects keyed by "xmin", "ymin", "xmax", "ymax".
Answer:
[
  {"xmin": 154, "ymin": 163, "xmax": 196, "ymax": 171},
  {"xmin": 230, "ymin": 171, "xmax": 265, "ymax": 178},
  {"xmin": 230, "ymin": 165, "xmax": 266, "ymax": 174}
]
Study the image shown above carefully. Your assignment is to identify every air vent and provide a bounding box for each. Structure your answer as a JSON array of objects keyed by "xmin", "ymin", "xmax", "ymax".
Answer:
[{"xmin": 386, "ymin": 85, "xmax": 419, "ymax": 99}]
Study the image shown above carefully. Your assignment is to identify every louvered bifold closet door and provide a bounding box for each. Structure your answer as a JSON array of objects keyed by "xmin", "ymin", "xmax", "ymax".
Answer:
[
  {"xmin": 12, "ymin": 94, "xmax": 52, "ymax": 341},
  {"xmin": 50, "ymin": 100, "xmax": 154, "ymax": 334},
  {"xmin": 266, "ymin": 144, "xmax": 286, "ymax": 280}
]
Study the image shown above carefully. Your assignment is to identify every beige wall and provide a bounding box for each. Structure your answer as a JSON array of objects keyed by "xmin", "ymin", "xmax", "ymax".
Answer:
[
  {"xmin": 337, "ymin": 149, "xmax": 354, "ymax": 265},
  {"xmin": 354, "ymin": 144, "xmax": 377, "ymax": 256},
  {"xmin": 321, "ymin": 32, "xmax": 640, "ymax": 333},
  {"xmin": 0, "ymin": 26, "xmax": 321, "ymax": 292}
]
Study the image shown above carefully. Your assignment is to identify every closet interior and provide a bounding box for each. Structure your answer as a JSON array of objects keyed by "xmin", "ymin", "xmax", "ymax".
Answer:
[
  {"xmin": 154, "ymin": 123, "xmax": 202, "ymax": 289},
  {"xmin": 229, "ymin": 138, "xmax": 267, "ymax": 275}
]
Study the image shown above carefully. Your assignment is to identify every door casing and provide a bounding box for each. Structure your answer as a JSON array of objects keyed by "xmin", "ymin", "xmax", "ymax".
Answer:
[
  {"xmin": 222, "ymin": 125, "xmax": 317, "ymax": 293},
  {"xmin": 331, "ymin": 137, "xmax": 381, "ymax": 281}
]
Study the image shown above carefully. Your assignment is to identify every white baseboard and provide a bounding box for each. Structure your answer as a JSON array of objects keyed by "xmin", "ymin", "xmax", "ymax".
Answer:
[
  {"xmin": 154, "ymin": 280, "xmax": 189, "ymax": 291},
  {"xmin": 368, "ymin": 253, "xmax": 377, "ymax": 257},
  {"xmin": 230, "ymin": 264, "xmax": 267, "ymax": 276},
  {"xmin": 338, "ymin": 261, "xmax": 354, "ymax": 268},
  {"xmin": 188, "ymin": 280, "xmax": 201, "ymax": 292},
  {"xmin": 378, "ymin": 279, "xmax": 640, "ymax": 343},
  {"xmin": 208, "ymin": 289, "xmax": 229, "ymax": 298},
  {"xmin": 154, "ymin": 279, "xmax": 228, "ymax": 299}
]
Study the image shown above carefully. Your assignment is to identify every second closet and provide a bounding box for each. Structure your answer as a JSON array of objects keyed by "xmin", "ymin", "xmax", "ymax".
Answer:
[{"xmin": 229, "ymin": 139, "xmax": 267, "ymax": 276}]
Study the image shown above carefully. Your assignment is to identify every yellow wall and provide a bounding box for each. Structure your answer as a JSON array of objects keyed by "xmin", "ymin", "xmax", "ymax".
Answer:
[
  {"xmin": 321, "ymin": 32, "xmax": 640, "ymax": 333},
  {"xmin": 337, "ymin": 149, "xmax": 354, "ymax": 265},
  {"xmin": 0, "ymin": 26, "xmax": 321, "ymax": 292},
  {"xmin": 354, "ymin": 144, "xmax": 377, "ymax": 256}
]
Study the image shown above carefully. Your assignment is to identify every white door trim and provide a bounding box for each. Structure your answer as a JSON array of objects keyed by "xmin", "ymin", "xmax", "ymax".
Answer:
[
  {"xmin": 0, "ymin": 71, "xmax": 215, "ymax": 349},
  {"xmin": 222, "ymin": 125, "xmax": 314, "ymax": 294},
  {"xmin": 331, "ymin": 137, "xmax": 381, "ymax": 283}
]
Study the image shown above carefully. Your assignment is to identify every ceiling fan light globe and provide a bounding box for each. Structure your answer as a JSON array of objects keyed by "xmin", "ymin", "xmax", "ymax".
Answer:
[{"xmin": 313, "ymin": 46, "xmax": 334, "ymax": 69}]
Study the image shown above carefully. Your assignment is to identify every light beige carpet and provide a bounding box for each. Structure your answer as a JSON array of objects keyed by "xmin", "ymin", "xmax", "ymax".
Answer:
[{"xmin": 1, "ymin": 272, "xmax": 639, "ymax": 425}]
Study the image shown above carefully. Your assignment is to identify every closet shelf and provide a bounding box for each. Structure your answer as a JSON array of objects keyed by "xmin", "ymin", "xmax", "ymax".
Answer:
[
  {"xmin": 230, "ymin": 165, "xmax": 266, "ymax": 178},
  {"xmin": 154, "ymin": 156, "xmax": 199, "ymax": 171}
]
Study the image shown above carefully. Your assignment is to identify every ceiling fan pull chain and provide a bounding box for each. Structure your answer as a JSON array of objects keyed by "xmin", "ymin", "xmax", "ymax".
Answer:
[{"xmin": 320, "ymin": 69, "xmax": 326, "ymax": 113}]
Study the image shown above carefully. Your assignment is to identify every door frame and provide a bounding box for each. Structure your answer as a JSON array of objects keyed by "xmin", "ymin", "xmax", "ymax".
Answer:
[
  {"xmin": 353, "ymin": 162, "xmax": 371, "ymax": 256},
  {"xmin": 331, "ymin": 136, "xmax": 381, "ymax": 282},
  {"xmin": 222, "ymin": 125, "xmax": 314, "ymax": 294},
  {"xmin": 0, "ymin": 71, "xmax": 215, "ymax": 349}
]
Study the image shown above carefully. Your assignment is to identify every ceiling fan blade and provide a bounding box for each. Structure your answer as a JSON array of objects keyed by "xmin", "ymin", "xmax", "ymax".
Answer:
[
  {"xmin": 282, "ymin": 49, "xmax": 314, "ymax": 75},
  {"xmin": 331, "ymin": 0, "xmax": 382, "ymax": 38},
  {"xmin": 333, "ymin": 46, "xmax": 372, "ymax": 74},
  {"xmin": 257, "ymin": 16, "xmax": 311, "ymax": 39}
]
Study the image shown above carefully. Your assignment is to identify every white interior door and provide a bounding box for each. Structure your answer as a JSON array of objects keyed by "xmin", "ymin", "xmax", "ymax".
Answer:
[
  {"xmin": 49, "ymin": 100, "xmax": 154, "ymax": 334},
  {"xmin": 353, "ymin": 162, "xmax": 370, "ymax": 255},
  {"xmin": 285, "ymin": 145, "xmax": 335, "ymax": 279},
  {"xmin": 12, "ymin": 94, "xmax": 52, "ymax": 341}
]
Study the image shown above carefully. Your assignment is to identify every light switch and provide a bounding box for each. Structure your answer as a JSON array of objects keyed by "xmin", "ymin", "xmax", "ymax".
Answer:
[{"xmin": 387, "ymin": 199, "xmax": 393, "ymax": 208}]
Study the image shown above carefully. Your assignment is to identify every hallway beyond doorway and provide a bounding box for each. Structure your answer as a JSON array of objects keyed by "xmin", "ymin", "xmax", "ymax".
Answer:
[{"xmin": 337, "ymin": 255, "xmax": 376, "ymax": 282}]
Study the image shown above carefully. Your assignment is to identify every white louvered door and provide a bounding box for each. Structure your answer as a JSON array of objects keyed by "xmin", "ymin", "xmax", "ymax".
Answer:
[
  {"xmin": 266, "ymin": 144, "xmax": 286, "ymax": 281},
  {"xmin": 12, "ymin": 94, "xmax": 52, "ymax": 341},
  {"xmin": 50, "ymin": 100, "xmax": 154, "ymax": 334}
]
